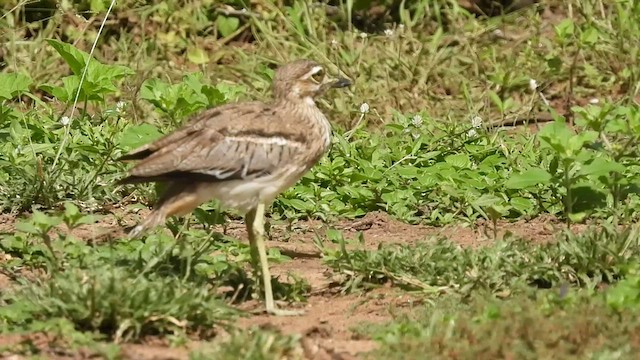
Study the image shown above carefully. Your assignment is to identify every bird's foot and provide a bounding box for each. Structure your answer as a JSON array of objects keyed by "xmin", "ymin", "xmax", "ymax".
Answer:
[
  {"xmin": 266, "ymin": 307, "xmax": 305, "ymax": 317},
  {"xmin": 251, "ymin": 304, "xmax": 305, "ymax": 316}
]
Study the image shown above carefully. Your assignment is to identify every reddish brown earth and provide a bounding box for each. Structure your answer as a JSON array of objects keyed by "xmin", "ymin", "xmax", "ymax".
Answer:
[{"xmin": 0, "ymin": 209, "xmax": 587, "ymax": 360}]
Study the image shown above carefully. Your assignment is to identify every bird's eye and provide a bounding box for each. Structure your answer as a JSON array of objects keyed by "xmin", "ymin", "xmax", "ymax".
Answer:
[{"xmin": 311, "ymin": 69, "xmax": 325, "ymax": 83}]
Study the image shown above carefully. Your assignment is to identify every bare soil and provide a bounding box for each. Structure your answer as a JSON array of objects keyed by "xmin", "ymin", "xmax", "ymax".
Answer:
[{"xmin": 0, "ymin": 209, "xmax": 586, "ymax": 360}]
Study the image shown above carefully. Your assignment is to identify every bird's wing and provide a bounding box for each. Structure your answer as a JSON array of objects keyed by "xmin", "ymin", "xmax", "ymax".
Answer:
[{"xmin": 117, "ymin": 102, "xmax": 306, "ymax": 184}]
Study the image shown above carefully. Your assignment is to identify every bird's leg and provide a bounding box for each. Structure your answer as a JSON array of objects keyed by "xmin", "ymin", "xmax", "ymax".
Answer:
[{"xmin": 246, "ymin": 203, "xmax": 304, "ymax": 316}]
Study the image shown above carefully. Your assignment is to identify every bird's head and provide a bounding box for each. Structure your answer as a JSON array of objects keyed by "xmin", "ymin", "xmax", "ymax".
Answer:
[{"xmin": 271, "ymin": 59, "xmax": 351, "ymax": 104}]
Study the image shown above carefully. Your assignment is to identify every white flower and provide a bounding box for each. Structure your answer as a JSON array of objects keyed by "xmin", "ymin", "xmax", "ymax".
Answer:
[
  {"xmin": 359, "ymin": 32, "xmax": 368, "ymax": 39},
  {"xmin": 384, "ymin": 29, "xmax": 394, "ymax": 37},
  {"xmin": 330, "ymin": 39, "xmax": 338, "ymax": 48},
  {"xmin": 60, "ymin": 116, "xmax": 70, "ymax": 126},
  {"xmin": 589, "ymin": 98, "xmax": 599, "ymax": 104},
  {"xmin": 411, "ymin": 115, "xmax": 423, "ymax": 127},
  {"xmin": 398, "ymin": 24, "xmax": 405, "ymax": 32},
  {"xmin": 467, "ymin": 129, "xmax": 478, "ymax": 137},
  {"xmin": 116, "ymin": 101, "xmax": 126, "ymax": 113},
  {"xmin": 471, "ymin": 115, "xmax": 483, "ymax": 128},
  {"xmin": 529, "ymin": 78, "xmax": 538, "ymax": 91},
  {"xmin": 359, "ymin": 102, "xmax": 370, "ymax": 113}
]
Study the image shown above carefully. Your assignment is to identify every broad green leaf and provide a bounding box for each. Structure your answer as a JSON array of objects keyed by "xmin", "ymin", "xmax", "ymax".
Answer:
[
  {"xmin": 32, "ymin": 210, "xmax": 62, "ymax": 227},
  {"xmin": 472, "ymin": 194, "xmax": 502, "ymax": 208},
  {"xmin": 580, "ymin": 27, "xmax": 600, "ymax": 45},
  {"xmin": 505, "ymin": 169, "xmax": 552, "ymax": 189},
  {"xmin": 187, "ymin": 46, "xmax": 209, "ymax": 65},
  {"xmin": 538, "ymin": 120, "xmax": 572, "ymax": 154},
  {"xmin": 47, "ymin": 39, "xmax": 91, "ymax": 75},
  {"xmin": 118, "ymin": 124, "xmax": 163, "ymax": 150},
  {"xmin": 216, "ymin": 16, "xmax": 240, "ymax": 37},
  {"xmin": 445, "ymin": 154, "xmax": 470, "ymax": 168},
  {"xmin": 580, "ymin": 157, "xmax": 626, "ymax": 177},
  {"xmin": 510, "ymin": 197, "xmax": 534, "ymax": 213},
  {"xmin": 139, "ymin": 78, "xmax": 171, "ymax": 103},
  {"xmin": 280, "ymin": 198, "xmax": 313, "ymax": 211},
  {"xmin": 555, "ymin": 18, "xmax": 575, "ymax": 39},
  {"xmin": 0, "ymin": 73, "xmax": 32, "ymax": 100},
  {"xmin": 15, "ymin": 221, "xmax": 39, "ymax": 234}
]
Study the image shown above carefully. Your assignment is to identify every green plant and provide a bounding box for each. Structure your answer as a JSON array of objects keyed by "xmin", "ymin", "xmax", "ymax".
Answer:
[{"xmin": 324, "ymin": 225, "xmax": 640, "ymax": 296}]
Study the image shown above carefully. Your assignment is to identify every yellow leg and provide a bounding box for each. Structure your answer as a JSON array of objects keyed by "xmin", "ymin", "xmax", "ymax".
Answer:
[{"xmin": 246, "ymin": 203, "xmax": 304, "ymax": 316}]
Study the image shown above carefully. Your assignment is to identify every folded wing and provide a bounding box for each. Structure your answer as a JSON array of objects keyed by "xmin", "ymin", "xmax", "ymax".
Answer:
[{"xmin": 117, "ymin": 103, "xmax": 305, "ymax": 184}]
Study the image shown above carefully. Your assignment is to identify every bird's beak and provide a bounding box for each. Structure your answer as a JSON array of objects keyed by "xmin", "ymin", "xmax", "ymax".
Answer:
[
  {"xmin": 320, "ymin": 77, "xmax": 352, "ymax": 92},
  {"xmin": 330, "ymin": 77, "xmax": 352, "ymax": 88}
]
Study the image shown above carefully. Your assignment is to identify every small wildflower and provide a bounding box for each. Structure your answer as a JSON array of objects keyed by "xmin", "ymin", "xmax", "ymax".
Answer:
[
  {"xmin": 529, "ymin": 78, "xmax": 538, "ymax": 91},
  {"xmin": 471, "ymin": 115, "xmax": 483, "ymax": 128},
  {"xmin": 330, "ymin": 39, "xmax": 339, "ymax": 48},
  {"xmin": 398, "ymin": 24, "xmax": 405, "ymax": 32},
  {"xmin": 384, "ymin": 29, "xmax": 394, "ymax": 37},
  {"xmin": 589, "ymin": 98, "xmax": 600, "ymax": 104},
  {"xmin": 359, "ymin": 102, "xmax": 370, "ymax": 114},
  {"xmin": 467, "ymin": 129, "xmax": 478, "ymax": 138},
  {"xmin": 358, "ymin": 32, "xmax": 368, "ymax": 39},
  {"xmin": 411, "ymin": 115, "xmax": 423, "ymax": 127},
  {"xmin": 60, "ymin": 116, "xmax": 70, "ymax": 126},
  {"xmin": 116, "ymin": 101, "xmax": 126, "ymax": 113}
]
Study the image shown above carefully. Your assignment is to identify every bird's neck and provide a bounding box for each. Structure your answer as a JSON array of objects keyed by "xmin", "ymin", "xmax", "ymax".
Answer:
[{"xmin": 276, "ymin": 96, "xmax": 332, "ymax": 153}]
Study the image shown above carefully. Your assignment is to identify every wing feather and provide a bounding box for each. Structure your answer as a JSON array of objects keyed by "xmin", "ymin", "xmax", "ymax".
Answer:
[{"xmin": 117, "ymin": 102, "xmax": 306, "ymax": 185}]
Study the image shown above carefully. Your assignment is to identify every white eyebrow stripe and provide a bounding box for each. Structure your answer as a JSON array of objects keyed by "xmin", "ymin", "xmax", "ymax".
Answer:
[{"xmin": 302, "ymin": 66, "xmax": 324, "ymax": 79}]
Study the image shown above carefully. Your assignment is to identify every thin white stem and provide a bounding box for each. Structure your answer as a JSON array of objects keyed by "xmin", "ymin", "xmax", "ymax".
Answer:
[{"xmin": 51, "ymin": 0, "xmax": 117, "ymax": 169}]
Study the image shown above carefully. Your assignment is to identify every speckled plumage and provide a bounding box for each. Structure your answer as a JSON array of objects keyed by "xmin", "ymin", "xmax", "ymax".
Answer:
[{"xmin": 116, "ymin": 59, "xmax": 351, "ymax": 316}]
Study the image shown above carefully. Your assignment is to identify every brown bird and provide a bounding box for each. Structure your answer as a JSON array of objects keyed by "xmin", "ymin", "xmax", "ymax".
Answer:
[{"xmin": 117, "ymin": 59, "xmax": 351, "ymax": 316}]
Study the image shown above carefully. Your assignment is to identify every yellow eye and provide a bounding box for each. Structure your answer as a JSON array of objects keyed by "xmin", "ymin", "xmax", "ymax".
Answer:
[{"xmin": 311, "ymin": 69, "xmax": 325, "ymax": 83}]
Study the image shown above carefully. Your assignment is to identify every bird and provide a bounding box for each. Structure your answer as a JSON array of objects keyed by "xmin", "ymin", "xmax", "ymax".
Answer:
[{"xmin": 116, "ymin": 59, "xmax": 351, "ymax": 316}]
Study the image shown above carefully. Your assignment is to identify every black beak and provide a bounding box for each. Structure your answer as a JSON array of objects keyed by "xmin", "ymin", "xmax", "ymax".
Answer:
[{"xmin": 331, "ymin": 77, "xmax": 352, "ymax": 88}]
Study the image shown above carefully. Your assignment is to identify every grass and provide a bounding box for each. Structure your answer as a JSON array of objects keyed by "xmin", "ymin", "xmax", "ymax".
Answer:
[
  {"xmin": 360, "ymin": 286, "xmax": 640, "ymax": 359},
  {"xmin": 323, "ymin": 224, "xmax": 640, "ymax": 295},
  {"xmin": 2, "ymin": 0, "xmax": 640, "ymax": 358}
]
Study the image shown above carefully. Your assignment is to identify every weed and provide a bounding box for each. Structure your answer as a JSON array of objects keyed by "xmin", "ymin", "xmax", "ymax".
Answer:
[
  {"xmin": 191, "ymin": 327, "xmax": 301, "ymax": 360},
  {"xmin": 324, "ymin": 225, "xmax": 640, "ymax": 296},
  {"xmin": 2, "ymin": 0, "xmax": 640, "ymax": 357}
]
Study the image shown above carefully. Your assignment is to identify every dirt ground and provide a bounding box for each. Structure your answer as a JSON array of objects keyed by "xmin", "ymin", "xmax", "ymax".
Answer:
[{"xmin": 0, "ymin": 209, "xmax": 586, "ymax": 360}]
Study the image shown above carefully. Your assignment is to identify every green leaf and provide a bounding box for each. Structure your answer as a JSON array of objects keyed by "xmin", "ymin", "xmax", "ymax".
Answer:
[
  {"xmin": 444, "ymin": 154, "xmax": 470, "ymax": 169},
  {"xmin": 0, "ymin": 72, "xmax": 32, "ymax": 100},
  {"xmin": 580, "ymin": 27, "xmax": 599, "ymax": 46},
  {"xmin": 510, "ymin": 197, "xmax": 533, "ymax": 213},
  {"xmin": 216, "ymin": 16, "xmax": 240, "ymax": 37},
  {"xmin": 15, "ymin": 221, "xmax": 39, "ymax": 234},
  {"xmin": 472, "ymin": 194, "xmax": 502, "ymax": 208},
  {"xmin": 505, "ymin": 169, "xmax": 552, "ymax": 189},
  {"xmin": 90, "ymin": 0, "xmax": 106, "ymax": 12},
  {"xmin": 555, "ymin": 18, "xmax": 575, "ymax": 39},
  {"xmin": 280, "ymin": 198, "xmax": 313, "ymax": 211},
  {"xmin": 118, "ymin": 124, "xmax": 163, "ymax": 150},
  {"xmin": 488, "ymin": 91, "xmax": 503, "ymax": 110},
  {"xmin": 580, "ymin": 157, "xmax": 626, "ymax": 177},
  {"xmin": 32, "ymin": 210, "xmax": 61, "ymax": 226},
  {"xmin": 187, "ymin": 46, "xmax": 210, "ymax": 65},
  {"xmin": 47, "ymin": 39, "xmax": 91, "ymax": 75}
]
